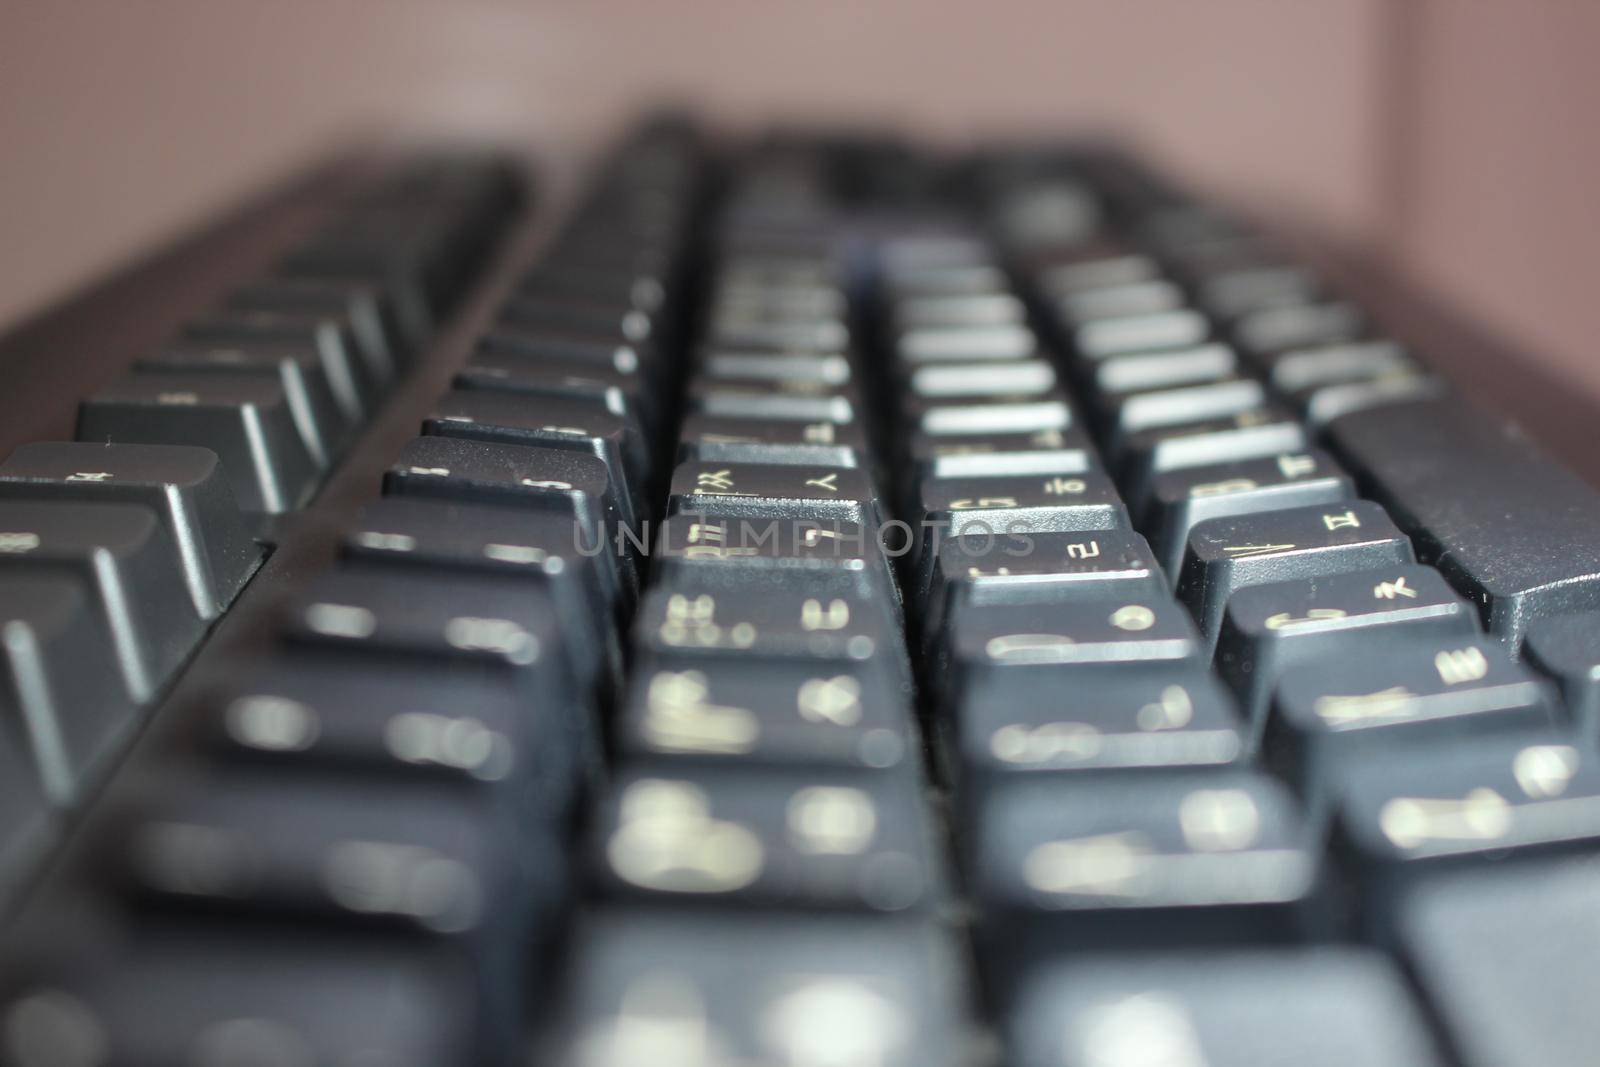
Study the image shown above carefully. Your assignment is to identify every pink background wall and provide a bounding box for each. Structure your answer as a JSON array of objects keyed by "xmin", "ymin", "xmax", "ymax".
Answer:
[{"xmin": 0, "ymin": 1, "xmax": 1593, "ymax": 391}]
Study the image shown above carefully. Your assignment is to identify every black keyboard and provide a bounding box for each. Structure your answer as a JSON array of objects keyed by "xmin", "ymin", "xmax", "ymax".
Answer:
[{"xmin": 2, "ymin": 116, "xmax": 1600, "ymax": 1066}]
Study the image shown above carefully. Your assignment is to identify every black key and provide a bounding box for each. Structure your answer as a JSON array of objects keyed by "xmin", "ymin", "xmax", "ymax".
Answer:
[
  {"xmin": 1119, "ymin": 408, "xmax": 1308, "ymax": 509},
  {"xmin": 649, "ymin": 514, "xmax": 899, "ymax": 607},
  {"xmin": 916, "ymin": 468, "xmax": 1128, "ymax": 570},
  {"xmin": 1198, "ymin": 262, "xmax": 1321, "ymax": 318},
  {"xmin": 667, "ymin": 461, "xmax": 886, "ymax": 527},
  {"xmin": 676, "ymin": 410, "xmax": 870, "ymax": 468},
  {"xmin": 1397, "ymin": 855, "xmax": 1600, "ymax": 1067},
  {"xmin": 971, "ymin": 771, "xmax": 1318, "ymax": 965},
  {"xmin": 424, "ymin": 389, "xmax": 647, "ymax": 527},
  {"xmin": 499, "ymin": 292, "xmax": 656, "ymax": 345},
  {"xmin": 699, "ymin": 348, "xmax": 853, "ymax": 386},
  {"xmin": 141, "ymin": 341, "xmax": 353, "ymax": 466},
  {"xmin": 77, "ymin": 372, "xmax": 320, "ymax": 514},
  {"xmin": 560, "ymin": 913, "xmax": 967, "ymax": 1067},
  {"xmin": 1264, "ymin": 637, "xmax": 1557, "ymax": 798},
  {"xmin": 345, "ymin": 496, "xmax": 620, "ymax": 670},
  {"xmin": 0, "ymin": 926, "xmax": 480, "ymax": 1067},
  {"xmin": 1103, "ymin": 378, "xmax": 1267, "ymax": 448},
  {"xmin": 1326, "ymin": 398, "xmax": 1600, "ymax": 646},
  {"xmin": 455, "ymin": 349, "xmax": 657, "ymax": 438},
  {"xmin": 896, "ymin": 289, "xmax": 1025, "ymax": 326},
  {"xmin": 205, "ymin": 655, "xmax": 579, "ymax": 816},
  {"xmin": 616, "ymin": 655, "xmax": 915, "ymax": 772},
  {"xmin": 943, "ymin": 596, "xmax": 1202, "ymax": 676},
  {"xmin": 1267, "ymin": 338, "xmax": 1418, "ymax": 394},
  {"xmin": 911, "ymin": 426, "xmax": 1097, "ymax": 481},
  {"xmin": 1301, "ymin": 370, "xmax": 1444, "ymax": 426},
  {"xmin": 1337, "ymin": 734, "xmax": 1600, "ymax": 877},
  {"xmin": 384, "ymin": 436, "xmax": 634, "ymax": 597},
  {"xmin": 1009, "ymin": 950, "xmax": 1444, "ymax": 1067},
  {"xmin": 952, "ymin": 662, "xmax": 1243, "ymax": 781},
  {"xmin": 1176, "ymin": 500, "xmax": 1415, "ymax": 646},
  {"xmin": 908, "ymin": 398, "xmax": 1074, "ymax": 440},
  {"xmin": 633, "ymin": 586, "xmax": 905, "ymax": 685},
  {"xmin": 1525, "ymin": 610, "xmax": 1600, "ymax": 726},
  {"xmin": 906, "ymin": 359, "xmax": 1058, "ymax": 401},
  {"xmin": 1216, "ymin": 564, "xmax": 1480, "ymax": 728},
  {"xmin": 0, "ymin": 574, "xmax": 135, "ymax": 803},
  {"xmin": 1233, "ymin": 300, "xmax": 1363, "ymax": 360},
  {"xmin": 590, "ymin": 768, "xmax": 935, "ymax": 912},
  {"xmin": 0, "ymin": 442, "xmax": 260, "ymax": 619},
  {"xmin": 106, "ymin": 772, "xmax": 541, "ymax": 936},
  {"xmin": 1037, "ymin": 250, "xmax": 1161, "ymax": 294},
  {"xmin": 185, "ymin": 308, "xmax": 375, "ymax": 421},
  {"xmin": 478, "ymin": 325, "xmax": 653, "ymax": 382},
  {"xmin": 228, "ymin": 276, "xmax": 401, "ymax": 386},
  {"xmin": 285, "ymin": 565, "xmax": 575, "ymax": 685},
  {"xmin": 1057, "ymin": 278, "xmax": 1186, "ymax": 323},
  {"xmin": 1092, "ymin": 342, "xmax": 1238, "ymax": 395},
  {"xmin": 0, "ymin": 501, "xmax": 202, "ymax": 704},
  {"xmin": 692, "ymin": 386, "xmax": 856, "ymax": 424},
  {"xmin": 1145, "ymin": 449, "xmax": 1356, "ymax": 579},
  {"xmin": 1073, "ymin": 309, "xmax": 1209, "ymax": 361}
]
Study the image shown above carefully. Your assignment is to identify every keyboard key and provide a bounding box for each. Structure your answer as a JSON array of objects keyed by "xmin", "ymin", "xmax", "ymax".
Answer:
[
  {"xmin": 1092, "ymin": 342, "xmax": 1238, "ymax": 395},
  {"xmin": 77, "ymin": 371, "xmax": 320, "ymax": 514},
  {"xmin": 0, "ymin": 925, "xmax": 481, "ymax": 1067},
  {"xmin": 228, "ymin": 276, "xmax": 402, "ymax": 386},
  {"xmin": 1265, "ymin": 636, "xmax": 1557, "ymax": 797},
  {"xmin": 1327, "ymin": 397, "xmax": 1600, "ymax": 646},
  {"xmin": 384, "ymin": 436, "xmax": 635, "ymax": 596},
  {"xmin": 616, "ymin": 656, "xmax": 914, "ymax": 772},
  {"xmin": 0, "ymin": 575, "xmax": 136, "ymax": 803},
  {"xmin": 952, "ymin": 663, "xmax": 1242, "ymax": 780},
  {"xmin": 1397, "ymin": 855, "xmax": 1600, "ymax": 1067},
  {"xmin": 667, "ymin": 460, "xmax": 886, "ymax": 527},
  {"xmin": 1104, "ymin": 378, "xmax": 1267, "ymax": 446},
  {"xmin": 1074, "ymin": 309, "xmax": 1209, "ymax": 361},
  {"xmin": 676, "ymin": 410, "xmax": 870, "ymax": 468},
  {"xmin": 0, "ymin": 442, "xmax": 260, "ymax": 619},
  {"xmin": 942, "ymin": 596, "xmax": 1201, "ymax": 675},
  {"xmin": 1176, "ymin": 500, "xmax": 1415, "ymax": 646},
  {"xmin": 1234, "ymin": 300, "xmax": 1363, "ymax": 360},
  {"xmin": 185, "ymin": 308, "xmax": 375, "ymax": 422},
  {"xmin": 1144, "ymin": 449, "xmax": 1354, "ymax": 578},
  {"xmin": 915, "ymin": 468, "xmax": 1127, "ymax": 563},
  {"xmin": 1008, "ymin": 950, "xmax": 1444, "ymax": 1067},
  {"xmin": 206, "ymin": 654, "xmax": 580, "ymax": 816},
  {"xmin": 1336, "ymin": 733, "xmax": 1600, "ymax": 875},
  {"xmin": 455, "ymin": 349, "xmax": 657, "ymax": 438},
  {"xmin": 590, "ymin": 768, "xmax": 935, "ymax": 912},
  {"xmin": 971, "ymin": 771, "xmax": 1318, "ymax": 962},
  {"xmin": 141, "ymin": 341, "xmax": 353, "ymax": 466},
  {"xmin": 559, "ymin": 912, "xmax": 967, "ymax": 1067},
  {"xmin": 1119, "ymin": 409, "xmax": 1308, "ymax": 508},
  {"xmin": 913, "ymin": 427, "xmax": 1097, "ymax": 480},
  {"xmin": 0, "ymin": 501, "xmax": 203, "ymax": 704},
  {"xmin": 424, "ymin": 388, "xmax": 647, "ymax": 527},
  {"xmin": 1525, "ymin": 609, "xmax": 1600, "ymax": 726},
  {"xmin": 649, "ymin": 514, "xmax": 898, "ymax": 606}
]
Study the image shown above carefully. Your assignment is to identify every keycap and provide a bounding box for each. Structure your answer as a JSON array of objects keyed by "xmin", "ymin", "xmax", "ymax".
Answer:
[
  {"xmin": 1104, "ymin": 378, "xmax": 1267, "ymax": 447},
  {"xmin": 942, "ymin": 596, "xmax": 1202, "ymax": 676},
  {"xmin": 1233, "ymin": 300, "xmax": 1363, "ymax": 360},
  {"xmin": 103, "ymin": 770, "xmax": 545, "ymax": 940},
  {"xmin": 455, "ymin": 349, "xmax": 657, "ymax": 437},
  {"xmin": 700, "ymin": 349, "xmax": 852, "ymax": 386},
  {"xmin": 0, "ymin": 501, "xmax": 203, "ymax": 704},
  {"xmin": 896, "ymin": 323, "xmax": 1035, "ymax": 362},
  {"xmin": 952, "ymin": 662, "xmax": 1243, "ymax": 781},
  {"xmin": 924, "ymin": 529, "xmax": 1164, "ymax": 647},
  {"xmin": 1337, "ymin": 734, "xmax": 1600, "ymax": 878},
  {"xmin": 590, "ymin": 768, "xmax": 935, "ymax": 911},
  {"xmin": 424, "ymin": 388, "xmax": 647, "ymax": 527},
  {"xmin": 1057, "ymin": 278, "xmax": 1185, "ymax": 322},
  {"xmin": 1175, "ymin": 500, "xmax": 1415, "ymax": 646},
  {"xmin": 1092, "ymin": 342, "xmax": 1238, "ymax": 395},
  {"xmin": 384, "ymin": 436, "xmax": 635, "ymax": 596},
  {"xmin": 667, "ymin": 460, "xmax": 886, "ymax": 527},
  {"xmin": 204, "ymin": 654, "xmax": 580, "ymax": 816},
  {"xmin": 0, "ymin": 442, "xmax": 260, "ymax": 619},
  {"xmin": 141, "ymin": 341, "xmax": 352, "ymax": 466},
  {"xmin": 910, "ymin": 398, "xmax": 1073, "ymax": 439},
  {"xmin": 1267, "ymin": 338, "xmax": 1417, "ymax": 394},
  {"xmin": 648, "ymin": 514, "xmax": 899, "ymax": 607},
  {"xmin": 185, "ymin": 308, "xmax": 375, "ymax": 421},
  {"xmin": 1008, "ymin": 950, "xmax": 1444, "ymax": 1067},
  {"xmin": 1074, "ymin": 309, "xmax": 1209, "ymax": 361},
  {"xmin": 616, "ymin": 655, "xmax": 915, "ymax": 772},
  {"xmin": 1119, "ymin": 409, "xmax": 1308, "ymax": 509},
  {"xmin": 228, "ymin": 275, "xmax": 402, "ymax": 386},
  {"xmin": 915, "ymin": 467, "xmax": 1127, "ymax": 551},
  {"xmin": 559, "ymin": 913, "xmax": 967, "ymax": 1067},
  {"xmin": 1327, "ymin": 398, "xmax": 1600, "ymax": 646},
  {"xmin": 0, "ymin": 574, "xmax": 137, "ymax": 803},
  {"xmin": 0, "ymin": 704, "xmax": 52, "ymax": 892},
  {"xmin": 1198, "ymin": 262, "xmax": 1320, "ymax": 318},
  {"xmin": 0, "ymin": 925, "xmax": 481, "ymax": 1067},
  {"xmin": 1397, "ymin": 855, "xmax": 1600, "ymax": 1067},
  {"xmin": 970, "ymin": 771, "xmax": 1318, "ymax": 962},
  {"xmin": 1144, "ymin": 449, "xmax": 1354, "ymax": 577},
  {"xmin": 676, "ymin": 410, "xmax": 869, "ymax": 468},
  {"xmin": 907, "ymin": 360, "xmax": 1058, "ymax": 400},
  {"xmin": 1216, "ymin": 564, "xmax": 1481, "ymax": 728},
  {"xmin": 344, "ymin": 496, "xmax": 620, "ymax": 671},
  {"xmin": 1038, "ymin": 250, "xmax": 1160, "ymax": 294},
  {"xmin": 693, "ymin": 387, "xmax": 855, "ymax": 424},
  {"xmin": 895, "ymin": 291, "xmax": 1025, "ymax": 328},
  {"xmin": 1264, "ymin": 636, "xmax": 1557, "ymax": 798},
  {"xmin": 913, "ymin": 426, "xmax": 1097, "ymax": 481},
  {"xmin": 77, "ymin": 371, "xmax": 320, "ymax": 514},
  {"xmin": 633, "ymin": 586, "xmax": 906, "ymax": 686},
  {"xmin": 1525, "ymin": 610, "xmax": 1600, "ymax": 726}
]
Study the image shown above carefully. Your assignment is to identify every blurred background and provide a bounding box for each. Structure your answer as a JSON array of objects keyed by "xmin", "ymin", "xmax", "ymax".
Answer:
[{"xmin": 1, "ymin": 1, "xmax": 1595, "ymax": 391}]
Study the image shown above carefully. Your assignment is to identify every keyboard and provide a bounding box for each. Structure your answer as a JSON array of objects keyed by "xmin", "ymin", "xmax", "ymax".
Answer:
[{"xmin": 1, "ymin": 116, "xmax": 1599, "ymax": 1066}]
